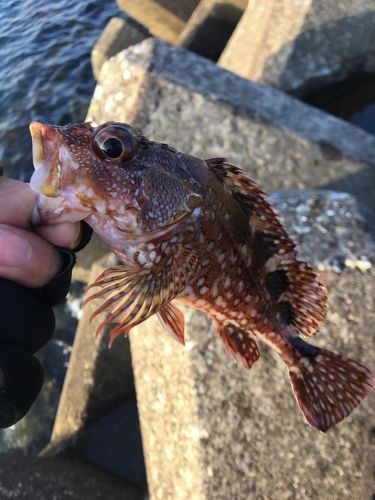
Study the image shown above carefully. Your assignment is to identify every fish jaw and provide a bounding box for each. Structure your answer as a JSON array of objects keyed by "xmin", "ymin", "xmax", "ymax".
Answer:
[{"xmin": 29, "ymin": 121, "xmax": 93, "ymax": 225}]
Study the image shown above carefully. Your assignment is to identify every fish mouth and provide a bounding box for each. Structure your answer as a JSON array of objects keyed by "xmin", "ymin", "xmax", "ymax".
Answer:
[
  {"xmin": 29, "ymin": 121, "xmax": 62, "ymax": 197},
  {"xmin": 29, "ymin": 121, "xmax": 92, "ymax": 226}
]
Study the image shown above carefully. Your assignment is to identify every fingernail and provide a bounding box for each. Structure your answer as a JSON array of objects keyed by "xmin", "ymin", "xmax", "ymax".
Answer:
[
  {"xmin": 68, "ymin": 224, "xmax": 82, "ymax": 250},
  {"xmin": 0, "ymin": 229, "xmax": 33, "ymax": 267}
]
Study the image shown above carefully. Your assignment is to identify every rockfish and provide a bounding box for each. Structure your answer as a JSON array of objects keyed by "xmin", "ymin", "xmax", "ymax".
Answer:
[{"xmin": 29, "ymin": 120, "xmax": 374, "ymax": 432}]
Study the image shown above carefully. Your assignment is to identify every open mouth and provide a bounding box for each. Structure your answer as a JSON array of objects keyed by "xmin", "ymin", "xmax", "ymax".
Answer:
[{"xmin": 29, "ymin": 121, "xmax": 62, "ymax": 197}]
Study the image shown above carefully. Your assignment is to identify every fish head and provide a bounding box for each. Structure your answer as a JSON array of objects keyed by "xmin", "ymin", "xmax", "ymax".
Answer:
[{"xmin": 30, "ymin": 121, "xmax": 206, "ymax": 247}]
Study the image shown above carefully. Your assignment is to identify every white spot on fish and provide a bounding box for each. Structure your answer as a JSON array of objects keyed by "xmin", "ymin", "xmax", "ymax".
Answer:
[
  {"xmin": 217, "ymin": 252, "xmax": 225, "ymax": 264},
  {"xmin": 138, "ymin": 253, "xmax": 146, "ymax": 265},
  {"xmin": 96, "ymin": 201, "xmax": 106, "ymax": 214},
  {"xmin": 211, "ymin": 281, "xmax": 219, "ymax": 298},
  {"xmin": 215, "ymin": 296, "xmax": 227, "ymax": 308}
]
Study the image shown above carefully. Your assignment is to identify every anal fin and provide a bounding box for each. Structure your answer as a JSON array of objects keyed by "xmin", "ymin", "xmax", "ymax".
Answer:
[{"xmin": 217, "ymin": 323, "xmax": 260, "ymax": 369}]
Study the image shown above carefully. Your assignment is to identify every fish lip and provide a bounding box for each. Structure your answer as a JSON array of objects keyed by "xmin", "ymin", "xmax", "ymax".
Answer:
[
  {"xmin": 29, "ymin": 121, "xmax": 62, "ymax": 197},
  {"xmin": 29, "ymin": 121, "xmax": 45, "ymax": 170}
]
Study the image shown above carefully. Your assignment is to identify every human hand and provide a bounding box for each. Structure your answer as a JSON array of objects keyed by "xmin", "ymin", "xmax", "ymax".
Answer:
[{"xmin": 0, "ymin": 175, "xmax": 91, "ymax": 428}]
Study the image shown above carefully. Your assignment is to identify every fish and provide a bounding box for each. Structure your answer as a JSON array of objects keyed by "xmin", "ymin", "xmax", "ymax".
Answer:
[{"xmin": 28, "ymin": 120, "xmax": 375, "ymax": 432}]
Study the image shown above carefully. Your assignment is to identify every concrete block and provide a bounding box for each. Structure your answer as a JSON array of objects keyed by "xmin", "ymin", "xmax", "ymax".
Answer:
[
  {"xmin": 87, "ymin": 39, "xmax": 375, "ymax": 230},
  {"xmin": 91, "ymin": 17, "xmax": 149, "ymax": 81},
  {"xmin": 178, "ymin": 0, "xmax": 247, "ymax": 61},
  {"xmin": 116, "ymin": 0, "xmax": 185, "ymax": 44},
  {"xmin": 51, "ymin": 254, "xmax": 134, "ymax": 443},
  {"xmin": 219, "ymin": 0, "xmax": 375, "ymax": 95}
]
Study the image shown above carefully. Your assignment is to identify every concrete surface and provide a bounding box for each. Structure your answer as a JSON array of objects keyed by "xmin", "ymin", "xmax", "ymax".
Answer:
[
  {"xmin": 219, "ymin": 0, "xmax": 375, "ymax": 96},
  {"xmin": 91, "ymin": 17, "xmax": 149, "ymax": 81},
  {"xmin": 86, "ymin": 39, "xmax": 375, "ymax": 231},
  {"xmin": 74, "ymin": 233, "xmax": 115, "ymax": 284},
  {"xmin": 0, "ymin": 451, "xmax": 141, "ymax": 500},
  {"xmin": 129, "ymin": 190, "xmax": 375, "ymax": 499}
]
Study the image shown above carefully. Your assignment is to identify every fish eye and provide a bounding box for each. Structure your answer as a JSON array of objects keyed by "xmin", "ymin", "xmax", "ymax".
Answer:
[
  {"xmin": 101, "ymin": 137, "xmax": 123, "ymax": 159},
  {"xmin": 93, "ymin": 125, "xmax": 139, "ymax": 162}
]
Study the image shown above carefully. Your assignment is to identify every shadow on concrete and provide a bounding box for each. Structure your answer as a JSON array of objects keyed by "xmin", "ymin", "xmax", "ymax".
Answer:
[
  {"xmin": 182, "ymin": 3, "xmax": 244, "ymax": 61},
  {"xmin": 260, "ymin": 10, "xmax": 375, "ymax": 236},
  {"xmin": 262, "ymin": 10, "xmax": 375, "ymax": 97},
  {"xmin": 83, "ymin": 334, "xmax": 147, "ymax": 492}
]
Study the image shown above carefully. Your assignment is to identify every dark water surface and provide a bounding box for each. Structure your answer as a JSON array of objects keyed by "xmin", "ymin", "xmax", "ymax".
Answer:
[{"xmin": 0, "ymin": 0, "xmax": 117, "ymax": 180}]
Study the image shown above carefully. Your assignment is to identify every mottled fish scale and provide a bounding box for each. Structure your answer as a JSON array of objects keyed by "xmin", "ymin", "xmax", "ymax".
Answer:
[{"xmin": 29, "ymin": 120, "xmax": 375, "ymax": 432}]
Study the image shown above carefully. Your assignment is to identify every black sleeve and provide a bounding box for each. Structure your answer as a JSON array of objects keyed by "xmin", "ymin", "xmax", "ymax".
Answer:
[{"xmin": 0, "ymin": 222, "xmax": 92, "ymax": 428}]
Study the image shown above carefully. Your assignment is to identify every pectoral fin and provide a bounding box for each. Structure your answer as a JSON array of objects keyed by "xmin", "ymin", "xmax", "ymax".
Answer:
[
  {"xmin": 157, "ymin": 302, "xmax": 185, "ymax": 345},
  {"xmin": 84, "ymin": 249, "xmax": 198, "ymax": 345}
]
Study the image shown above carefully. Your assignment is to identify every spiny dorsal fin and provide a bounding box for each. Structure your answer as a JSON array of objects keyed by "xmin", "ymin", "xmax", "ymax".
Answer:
[
  {"xmin": 207, "ymin": 158, "xmax": 327, "ymax": 337},
  {"xmin": 85, "ymin": 249, "xmax": 198, "ymax": 345},
  {"xmin": 206, "ymin": 158, "xmax": 293, "ymax": 246}
]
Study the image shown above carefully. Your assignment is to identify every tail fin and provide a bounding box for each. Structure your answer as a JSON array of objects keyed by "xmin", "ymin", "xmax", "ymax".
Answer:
[{"xmin": 288, "ymin": 338, "xmax": 375, "ymax": 432}]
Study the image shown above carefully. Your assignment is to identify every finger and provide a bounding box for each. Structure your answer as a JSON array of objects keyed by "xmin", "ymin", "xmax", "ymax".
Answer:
[
  {"xmin": 0, "ymin": 177, "xmax": 35, "ymax": 228},
  {"xmin": 0, "ymin": 224, "xmax": 62, "ymax": 287},
  {"xmin": 0, "ymin": 177, "xmax": 83, "ymax": 249},
  {"xmin": 35, "ymin": 222, "xmax": 82, "ymax": 249}
]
